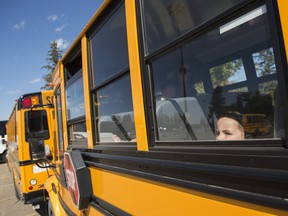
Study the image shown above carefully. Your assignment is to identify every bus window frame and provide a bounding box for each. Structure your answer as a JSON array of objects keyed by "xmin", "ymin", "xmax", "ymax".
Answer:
[
  {"xmin": 64, "ymin": 52, "xmax": 87, "ymax": 147},
  {"xmin": 55, "ymin": 86, "xmax": 65, "ymax": 158},
  {"xmin": 87, "ymin": 1, "xmax": 136, "ymax": 146},
  {"xmin": 139, "ymin": 0, "xmax": 288, "ymax": 148}
]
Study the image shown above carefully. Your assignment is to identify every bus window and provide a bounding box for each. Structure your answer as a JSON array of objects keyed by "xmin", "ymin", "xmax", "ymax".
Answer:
[
  {"xmin": 149, "ymin": 4, "xmax": 284, "ymax": 142},
  {"xmin": 142, "ymin": 0, "xmax": 245, "ymax": 54},
  {"xmin": 70, "ymin": 121, "xmax": 87, "ymax": 141},
  {"xmin": 89, "ymin": 3, "xmax": 135, "ymax": 143},
  {"xmin": 96, "ymin": 75, "xmax": 135, "ymax": 142},
  {"xmin": 90, "ymin": 4, "xmax": 128, "ymax": 88},
  {"xmin": 65, "ymin": 54, "xmax": 87, "ymax": 145},
  {"xmin": 25, "ymin": 110, "xmax": 49, "ymax": 141},
  {"xmin": 55, "ymin": 87, "xmax": 64, "ymax": 158}
]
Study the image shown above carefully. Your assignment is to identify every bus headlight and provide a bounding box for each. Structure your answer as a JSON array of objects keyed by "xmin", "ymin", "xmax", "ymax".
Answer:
[{"xmin": 30, "ymin": 179, "xmax": 37, "ymax": 186}]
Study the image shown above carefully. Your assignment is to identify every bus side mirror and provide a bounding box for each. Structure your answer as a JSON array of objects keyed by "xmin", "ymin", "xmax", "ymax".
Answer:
[{"xmin": 28, "ymin": 138, "xmax": 46, "ymax": 161}]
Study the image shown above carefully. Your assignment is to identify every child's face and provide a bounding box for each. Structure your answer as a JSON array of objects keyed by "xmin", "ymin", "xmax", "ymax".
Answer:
[{"xmin": 216, "ymin": 117, "xmax": 245, "ymax": 140}]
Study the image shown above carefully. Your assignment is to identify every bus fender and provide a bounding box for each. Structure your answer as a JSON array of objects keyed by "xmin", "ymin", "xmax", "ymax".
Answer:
[{"xmin": 44, "ymin": 175, "xmax": 65, "ymax": 216}]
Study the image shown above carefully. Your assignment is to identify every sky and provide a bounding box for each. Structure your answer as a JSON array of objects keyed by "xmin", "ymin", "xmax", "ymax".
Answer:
[{"xmin": 0, "ymin": 0, "xmax": 103, "ymax": 121}]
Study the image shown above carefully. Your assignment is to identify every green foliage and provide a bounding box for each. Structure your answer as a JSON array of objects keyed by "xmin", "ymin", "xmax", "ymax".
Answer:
[
  {"xmin": 209, "ymin": 85, "xmax": 226, "ymax": 117},
  {"xmin": 253, "ymin": 48, "xmax": 276, "ymax": 77},
  {"xmin": 41, "ymin": 41, "xmax": 63, "ymax": 89},
  {"xmin": 210, "ymin": 59, "xmax": 242, "ymax": 88}
]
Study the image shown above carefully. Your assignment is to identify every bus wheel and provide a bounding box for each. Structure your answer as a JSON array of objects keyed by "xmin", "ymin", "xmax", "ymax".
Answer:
[
  {"xmin": 13, "ymin": 176, "xmax": 21, "ymax": 200},
  {"xmin": 1, "ymin": 151, "xmax": 7, "ymax": 163},
  {"xmin": 48, "ymin": 199, "xmax": 55, "ymax": 216}
]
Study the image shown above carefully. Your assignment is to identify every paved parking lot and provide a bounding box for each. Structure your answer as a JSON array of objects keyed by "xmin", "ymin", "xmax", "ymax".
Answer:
[{"xmin": 0, "ymin": 163, "xmax": 42, "ymax": 216}]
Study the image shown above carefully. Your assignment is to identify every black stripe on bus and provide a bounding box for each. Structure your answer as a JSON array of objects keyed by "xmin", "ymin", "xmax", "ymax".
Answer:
[
  {"xmin": 19, "ymin": 159, "xmax": 47, "ymax": 166},
  {"xmin": 19, "ymin": 160, "xmax": 37, "ymax": 166},
  {"xmin": 90, "ymin": 195, "xmax": 132, "ymax": 216},
  {"xmin": 58, "ymin": 193, "xmax": 77, "ymax": 216},
  {"xmin": 79, "ymin": 148, "xmax": 288, "ymax": 211}
]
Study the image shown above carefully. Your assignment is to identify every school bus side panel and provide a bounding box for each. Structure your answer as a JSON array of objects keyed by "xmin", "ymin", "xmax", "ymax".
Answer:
[
  {"xmin": 89, "ymin": 167, "xmax": 287, "ymax": 216},
  {"xmin": 278, "ymin": 0, "xmax": 288, "ymax": 59}
]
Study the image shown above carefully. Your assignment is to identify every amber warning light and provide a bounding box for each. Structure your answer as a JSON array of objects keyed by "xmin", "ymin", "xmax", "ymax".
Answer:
[{"xmin": 64, "ymin": 150, "xmax": 92, "ymax": 210}]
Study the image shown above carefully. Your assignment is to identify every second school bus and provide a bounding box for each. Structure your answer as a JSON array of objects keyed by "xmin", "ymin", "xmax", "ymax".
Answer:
[
  {"xmin": 28, "ymin": 0, "xmax": 288, "ymax": 215},
  {"xmin": 6, "ymin": 90, "xmax": 55, "ymax": 206}
]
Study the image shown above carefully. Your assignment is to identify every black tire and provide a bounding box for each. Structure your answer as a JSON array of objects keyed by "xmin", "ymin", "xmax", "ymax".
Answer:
[
  {"xmin": 2, "ymin": 151, "xmax": 7, "ymax": 163},
  {"xmin": 13, "ymin": 176, "xmax": 21, "ymax": 200},
  {"xmin": 47, "ymin": 199, "xmax": 54, "ymax": 216},
  {"xmin": 35, "ymin": 201, "xmax": 49, "ymax": 216}
]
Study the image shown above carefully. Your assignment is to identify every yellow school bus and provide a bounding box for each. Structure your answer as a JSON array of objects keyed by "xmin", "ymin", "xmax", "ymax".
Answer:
[
  {"xmin": 241, "ymin": 113, "xmax": 272, "ymax": 137},
  {"xmin": 6, "ymin": 90, "xmax": 55, "ymax": 208},
  {"xmin": 29, "ymin": 0, "xmax": 288, "ymax": 215}
]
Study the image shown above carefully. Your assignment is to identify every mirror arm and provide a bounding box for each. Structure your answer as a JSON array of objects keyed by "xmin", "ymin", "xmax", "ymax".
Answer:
[
  {"xmin": 35, "ymin": 159, "xmax": 56, "ymax": 169},
  {"xmin": 30, "ymin": 103, "xmax": 54, "ymax": 111}
]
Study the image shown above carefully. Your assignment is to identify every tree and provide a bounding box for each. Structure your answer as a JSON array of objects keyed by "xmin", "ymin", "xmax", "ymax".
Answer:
[
  {"xmin": 209, "ymin": 85, "xmax": 226, "ymax": 116},
  {"xmin": 253, "ymin": 48, "xmax": 276, "ymax": 77},
  {"xmin": 41, "ymin": 41, "xmax": 63, "ymax": 89},
  {"xmin": 210, "ymin": 59, "xmax": 242, "ymax": 88}
]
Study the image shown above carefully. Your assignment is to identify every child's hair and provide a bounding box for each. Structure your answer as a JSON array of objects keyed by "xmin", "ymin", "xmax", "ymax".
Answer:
[{"xmin": 218, "ymin": 111, "xmax": 244, "ymax": 132}]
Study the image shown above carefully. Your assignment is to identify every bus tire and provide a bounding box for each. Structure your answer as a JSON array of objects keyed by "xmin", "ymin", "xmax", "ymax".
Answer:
[
  {"xmin": 48, "ymin": 199, "xmax": 55, "ymax": 216},
  {"xmin": 2, "ymin": 151, "xmax": 7, "ymax": 163},
  {"xmin": 1, "ymin": 151, "xmax": 7, "ymax": 163},
  {"xmin": 13, "ymin": 176, "xmax": 21, "ymax": 200}
]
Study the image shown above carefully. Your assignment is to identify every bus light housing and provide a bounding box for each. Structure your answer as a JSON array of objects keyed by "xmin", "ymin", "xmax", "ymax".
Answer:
[
  {"xmin": 30, "ymin": 96, "xmax": 39, "ymax": 105},
  {"xmin": 29, "ymin": 179, "xmax": 37, "ymax": 186},
  {"xmin": 22, "ymin": 96, "xmax": 40, "ymax": 108},
  {"xmin": 64, "ymin": 150, "xmax": 92, "ymax": 210}
]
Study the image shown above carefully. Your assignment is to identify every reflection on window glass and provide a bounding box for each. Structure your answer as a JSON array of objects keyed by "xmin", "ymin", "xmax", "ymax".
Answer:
[
  {"xmin": 142, "ymin": 0, "xmax": 244, "ymax": 54},
  {"xmin": 69, "ymin": 121, "xmax": 87, "ymax": 142},
  {"xmin": 95, "ymin": 75, "xmax": 136, "ymax": 142},
  {"xmin": 151, "ymin": 4, "xmax": 284, "ymax": 142},
  {"xmin": 25, "ymin": 110, "xmax": 49, "ymax": 141},
  {"xmin": 228, "ymin": 86, "xmax": 248, "ymax": 93},
  {"xmin": 91, "ymin": 5, "xmax": 128, "ymax": 87},
  {"xmin": 194, "ymin": 82, "xmax": 205, "ymax": 94},
  {"xmin": 210, "ymin": 59, "xmax": 246, "ymax": 88},
  {"xmin": 66, "ymin": 76, "xmax": 85, "ymax": 120},
  {"xmin": 253, "ymin": 48, "xmax": 276, "ymax": 77},
  {"xmin": 258, "ymin": 80, "xmax": 278, "ymax": 97},
  {"xmin": 56, "ymin": 88, "xmax": 64, "ymax": 156},
  {"xmin": 240, "ymin": 114, "xmax": 272, "ymax": 139}
]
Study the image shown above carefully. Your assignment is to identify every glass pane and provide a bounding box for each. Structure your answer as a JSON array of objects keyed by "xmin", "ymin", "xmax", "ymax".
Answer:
[
  {"xmin": 228, "ymin": 86, "xmax": 248, "ymax": 93},
  {"xmin": 25, "ymin": 110, "xmax": 49, "ymax": 141},
  {"xmin": 95, "ymin": 75, "xmax": 136, "ymax": 142},
  {"xmin": 69, "ymin": 121, "xmax": 87, "ymax": 142},
  {"xmin": 209, "ymin": 59, "xmax": 246, "ymax": 88},
  {"xmin": 151, "ymin": 5, "xmax": 283, "ymax": 141},
  {"xmin": 253, "ymin": 48, "xmax": 276, "ymax": 77},
  {"xmin": 142, "ymin": 0, "xmax": 244, "ymax": 54},
  {"xmin": 56, "ymin": 88, "xmax": 64, "ymax": 156},
  {"xmin": 258, "ymin": 80, "xmax": 278, "ymax": 96},
  {"xmin": 91, "ymin": 5, "xmax": 128, "ymax": 87},
  {"xmin": 66, "ymin": 76, "xmax": 85, "ymax": 120}
]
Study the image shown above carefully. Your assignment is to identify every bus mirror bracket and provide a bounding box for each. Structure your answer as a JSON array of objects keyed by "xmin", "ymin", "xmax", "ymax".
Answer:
[{"xmin": 30, "ymin": 103, "xmax": 54, "ymax": 111}]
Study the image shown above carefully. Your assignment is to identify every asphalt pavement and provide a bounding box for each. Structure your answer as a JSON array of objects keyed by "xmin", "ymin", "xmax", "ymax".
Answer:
[{"xmin": 0, "ymin": 162, "xmax": 42, "ymax": 216}]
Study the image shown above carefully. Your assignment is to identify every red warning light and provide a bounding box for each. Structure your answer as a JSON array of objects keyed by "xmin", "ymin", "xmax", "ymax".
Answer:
[{"xmin": 22, "ymin": 97, "xmax": 32, "ymax": 108}]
